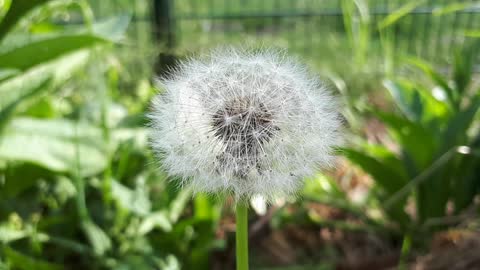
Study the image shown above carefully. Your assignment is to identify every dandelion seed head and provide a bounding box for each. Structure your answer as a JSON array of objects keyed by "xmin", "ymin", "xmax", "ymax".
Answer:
[{"xmin": 149, "ymin": 47, "xmax": 342, "ymax": 201}]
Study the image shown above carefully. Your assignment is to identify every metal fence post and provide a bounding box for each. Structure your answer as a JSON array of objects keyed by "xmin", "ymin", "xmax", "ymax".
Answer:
[
  {"xmin": 152, "ymin": 0, "xmax": 177, "ymax": 76},
  {"xmin": 153, "ymin": 0, "xmax": 175, "ymax": 49}
]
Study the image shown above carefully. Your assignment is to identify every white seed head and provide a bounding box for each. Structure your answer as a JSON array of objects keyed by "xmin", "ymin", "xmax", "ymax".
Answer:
[{"xmin": 149, "ymin": 48, "xmax": 342, "ymax": 201}]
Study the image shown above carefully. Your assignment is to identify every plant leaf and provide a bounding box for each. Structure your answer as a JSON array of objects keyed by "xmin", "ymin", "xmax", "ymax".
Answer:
[
  {"xmin": 341, "ymin": 148, "xmax": 410, "ymax": 225},
  {"xmin": 378, "ymin": 0, "xmax": 425, "ymax": 30},
  {"xmin": 169, "ymin": 188, "xmax": 191, "ymax": 223},
  {"xmin": 0, "ymin": 0, "xmax": 52, "ymax": 41},
  {"xmin": 111, "ymin": 180, "xmax": 151, "ymax": 216},
  {"xmin": 383, "ymin": 79, "xmax": 423, "ymax": 122},
  {"xmin": 0, "ymin": 117, "xmax": 107, "ymax": 176},
  {"xmin": 138, "ymin": 211, "xmax": 172, "ymax": 234},
  {"xmin": 0, "ymin": 35, "xmax": 106, "ymax": 71},
  {"xmin": 0, "ymin": 224, "xmax": 27, "ymax": 244},
  {"xmin": 0, "ymin": 14, "xmax": 131, "ymax": 71},
  {"xmin": 383, "ymin": 79, "xmax": 450, "ymax": 126},
  {"xmin": 341, "ymin": 148, "xmax": 407, "ymax": 194},
  {"xmin": 2, "ymin": 246, "xmax": 62, "ymax": 270},
  {"xmin": 406, "ymin": 57, "xmax": 457, "ymax": 108},
  {"xmin": 0, "ymin": 77, "xmax": 51, "ymax": 134},
  {"xmin": 453, "ymin": 45, "xmax": 476, "ymax": 94},
  {"xmin": 0, "ymin": 50, "xmax": 89, "ymax": 110},
  {"xmin": 374, "ymin": 110, "xmax": 437, "ymax": 169},
  {"xmin": 441, "ymin": 95, "xmax": 480, "ymax": 152},
  {"xmin": 81, "ymin": 221, "xmax": 111, "ymax": 256}
]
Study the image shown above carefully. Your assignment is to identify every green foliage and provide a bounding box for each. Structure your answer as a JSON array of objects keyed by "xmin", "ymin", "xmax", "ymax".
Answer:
[
  {"xmin": 1, "ymin": 0, "xmax": 479, "ymax": 269},
  {"xmin": 0, "ymin": 1, "xmax": 226, "ymax": 268},
  {"xmin": 343, "ymin": 44, "xmax": 480, "ymax": 229},
  {"xmin": 0, "ymin": 0, "xmax": 52, "ymax": 40}
]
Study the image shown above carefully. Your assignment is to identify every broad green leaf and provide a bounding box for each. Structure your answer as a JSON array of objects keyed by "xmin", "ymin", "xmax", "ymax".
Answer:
[
  {"xmin": 341, "ymin": 148, "xmax": 410, "ymax": 224},
  {"xmin": 91, "ymin": 14, "xmax": 131, "ymax": 42},
  {"xmin": 0, "ymin": 35, "xmax": 106, "ymax": 71},
  {"xmin": 357, "ymin": 142, "xmax": 407, "ymax": 179},
  {"xmin": 378, "ymin": 0, "xmax": 425, "ymax": 30},
  {"xmin": 374, "ymin": 110, "xmax": 437, "ymax": 169},
  {"xmin": 81, "ymin": 221, "xmax": 111, "ymax": 256},
  {"xmin": 0, "ymin": 15, "xmax": 131, "ymax": 71},
  {"xmin": 22, "ymin": 97, "xmax": 57, "ymax": 118},
  {"xmin": 0, "ymin": 50, "xmax": 89, "ymax": 110},
  {"xmin": 0, "ymin": 259, "xmax": 7, "ymax": 270},
  {"xmin": 0, "ymin": 68, "xmax": 18, "ymax": 82},
  {"xmin": 111, "ymin": 180, "xmax": 151, "ymax": 216},
  {"xmin": 157, "ymin": 255, "xmax": 181, "ymax": 270},
  {"xmin": 441, "ymin": 95, "xmax": 480, "ymax": 152},
  {"xmin": 0, "ymin": 117, "xmax": 107, "ymax": 176},
  {"xmin": 453, "ymin": 45, "xmax": 475, "ymax": 94},
  {"xmin": 1, "ymin": 164, "xmax": 53, "ymax": 198},
  {"xmin": 194, "ymin": 194, "xmax": 214, "ymax": 220},
  {"xmin": 383, "ymin": 79, "xmax": 423, "ymax": 122},
  {"xmin": 138, "ymin": 211, "xmax": 172, "ymax": 234},
  {"xmin": 406, "ymin": 57, "xmax": 457, "ymax": 108},
  {"xmin": 0, "ymin": 225, "xmax": 27, "ymax": 243},
  {"xmin": 169, "ymin": 188, "xmax": 191, "ymax": 223},
  {"xmin": 341, "ymin": 148, "xmax": 407, "ymax": 194},
  {"xmin": 2, "ymin": 246, "xmax": 62, "ymax": 270},
  {"xmin": 303, "ymin": 173, "xmax": 345, "ymax": 199},
  {"xmin": 383, "ymin": 79, "xmax": 450, "ymax": 125},
  {"xmin": 464, "ymin": 29, "xmax": 480, "ymax": 37},
  {"xmin": 452, "ymin": 153, "xmax": 480, "ymax": 213},
  {"xmin": 0, "ymin": 77, "xmax": 51, "ymax": 133},
  {"xmin": 0, "ymin": 0, "xmax": 52, "ymax": 41}
]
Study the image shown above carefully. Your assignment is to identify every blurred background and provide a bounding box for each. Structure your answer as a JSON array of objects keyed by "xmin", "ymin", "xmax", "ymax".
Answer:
[{"xmin": 1, "ymin": 0, "xmax": 480, "ymax": 269}]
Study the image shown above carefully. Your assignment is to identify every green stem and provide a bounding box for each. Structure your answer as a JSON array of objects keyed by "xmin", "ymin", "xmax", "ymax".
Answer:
[
  {"xmin": 236, "ymin": 203, "xmax": 249, "ymax": 270},
  {"xmin": 398, "ymin": 233, "xmax": 412, "ymax": 270}
]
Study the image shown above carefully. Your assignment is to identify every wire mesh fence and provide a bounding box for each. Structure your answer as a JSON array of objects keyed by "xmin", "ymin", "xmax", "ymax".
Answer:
[
  {"xmin": 157, "ymin": 0, "xmax": 480, "ymax": 64},
  {"xmin": 87, "ymin": 0, "xmax": 480, "ymax": 71}
]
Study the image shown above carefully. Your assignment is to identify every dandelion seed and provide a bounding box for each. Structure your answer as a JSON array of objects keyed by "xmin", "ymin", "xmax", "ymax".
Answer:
[{"xmin": 149, "ymin": 47, "xmax": 342, "ymax": 201}]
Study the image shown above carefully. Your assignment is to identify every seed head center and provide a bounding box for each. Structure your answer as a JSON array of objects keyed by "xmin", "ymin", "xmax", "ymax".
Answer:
[{"xmin": 212, "ymin": 98, "xmax": 278, "ymax": 176}]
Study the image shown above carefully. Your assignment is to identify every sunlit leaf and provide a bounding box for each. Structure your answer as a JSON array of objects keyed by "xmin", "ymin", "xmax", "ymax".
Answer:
[
  {"xmin": 373, "ymin": 110, "xmax": 437, "ymax": 169},
  {"xmin": 383, "ymin": 79, "xmax": 423, "ymax": 122},
  {"xmin": 441, "ymin": 95, "xmax": 480, "ymax": 152},
  {"xmin": 0, "ymin": 117, "xmax": 107, "ymax": 176},
  {"xmin": 406, "ymin": 57, "xmax": 457, "ymax": 108},
  {"xmin": 169, "ymin": 188, "xmax": 191, "ymax": 223},
  {"xmin": 138, "ymin": 211, "xmax": 172, "ymax": 234},
  {"xmin": 111, "ymin": 179, "xmax": 151, "ymax": 216},
  {"xmin": 0, "ymin": 77, "xmax": 51, "ymax": 134},
  {"xmin": 0, "ymin": 68, "xmax": 19, "ymax": 82},
  {"xmin": 0, "ymin": 50, "xmax": 89, "ymax": 110},
  {"xmin": 453, "ymin": 45, "xmax": 475, "ymax": 94},
  {"xmin": 340, "ymin": 148, "xmax": 410, "ymax": 225},
  {"xmin": 378, "ymin": 0, "xmax": 425, "ymax": 30},
  {"xmin": 0, "ymin": 15, "xmax": 130, "ymax": 71},
  {"xmin": 341, "ymin": 148, "xmax": 407, "ymax": 194},
  {"xmin": 303, "ymin": 173, "xmax": 345, "ymax": 199},
  {"xmin": 81, "ymin": 221, "xmax": 111, "ymax": 256},
  {"xmin": 383, "ymin": 79, "xmax": 450, "ymax": 125},
  {"xmin": 91, "ymin": 14, "xmax": 131, "ymax": 42},
  {"xmin": 0, "ymin": 224, "xmax": 27, "ymax": 243},
  {"xmin": 464, "ymin": 29, "xmax": 480, "ymax": 37},
  {"xmin": 0, "ymin": 0, "xmax": 52, "ymax": 41},
  {"xmin": 0, "ymin": 35, "xmax": 105, "ymax": 71}
]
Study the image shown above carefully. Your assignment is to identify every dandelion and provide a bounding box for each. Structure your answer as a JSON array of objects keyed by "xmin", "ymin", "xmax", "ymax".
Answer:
[{"xmin": 149, "ymin": 47, "xmax": 342, "ymax": 269}]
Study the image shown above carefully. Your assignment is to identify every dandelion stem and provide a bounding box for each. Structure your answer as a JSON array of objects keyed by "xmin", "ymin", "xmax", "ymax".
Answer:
[{"xmin": 236, "ymin": 203, "xmax": 249, "ymax": 270}]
